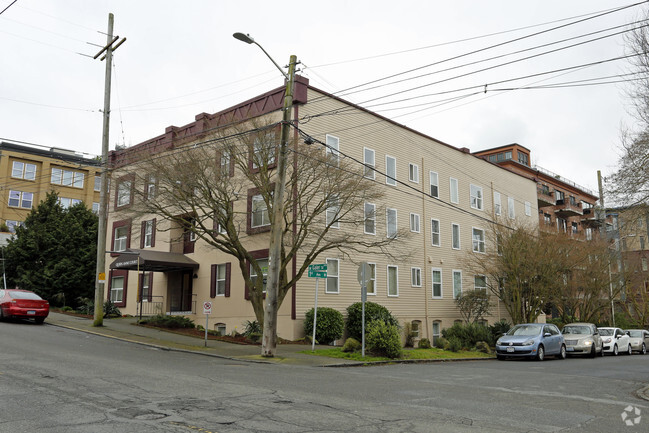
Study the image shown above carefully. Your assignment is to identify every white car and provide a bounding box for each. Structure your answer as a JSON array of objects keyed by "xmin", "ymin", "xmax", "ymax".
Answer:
[
  {"xmin": 599, "ymin": 327, "xmax": 632, "ymax": 356},
  {"xmin": 625, "ymin": 329, "xmax": 649, "ymax": 355}
]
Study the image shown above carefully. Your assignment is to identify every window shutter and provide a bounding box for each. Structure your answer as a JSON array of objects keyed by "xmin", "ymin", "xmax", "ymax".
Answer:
[
  {"xmin": 140, "ymin": 221, "xmax": 145, "ymax": 249},
  {"xmin": 147, "ymin": 272, "xmax": 153, "ymax": 302},
  {"xmin": 225, "ymin": 263, "xmax": 231, "ymax": 297},
  {"xmin": 151, "ymin": 218, "xmax": 156, "ymax": 247},
  {"xmin": 210, "ymin": 264, "xmax": 217, "ymax": 298}
]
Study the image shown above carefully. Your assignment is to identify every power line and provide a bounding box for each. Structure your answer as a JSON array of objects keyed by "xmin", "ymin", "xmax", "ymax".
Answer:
[{"xmin": 0, "ymin": 0, "xmax": 18, "ymax": 16}]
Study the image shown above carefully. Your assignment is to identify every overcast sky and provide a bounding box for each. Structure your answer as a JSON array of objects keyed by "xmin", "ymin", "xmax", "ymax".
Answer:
[{"xmin": 1, "ymin": 0, "xmax": 645, "ymax": 193}]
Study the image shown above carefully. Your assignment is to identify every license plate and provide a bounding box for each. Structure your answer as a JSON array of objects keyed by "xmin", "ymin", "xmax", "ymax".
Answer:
[
  {"xmin": 506, "ymin": 347, "xmax": 515, "ymax": 353},
  {"xmin": 27, "ymin": 310, "xmax": 36, "ymax": 315},
  {"xmin": 566, "ymin": 347, "xmax": 574, "ymax": 351}
]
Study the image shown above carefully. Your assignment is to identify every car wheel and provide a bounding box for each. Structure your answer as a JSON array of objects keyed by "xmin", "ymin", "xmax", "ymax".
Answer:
[
  {"xmin": 613, "ymin": 344, "xmax": 619, "ymax": 356},
  {"xmin": 0, "ymin": 307, "xmax": 4, "ymax": 321},
  {"xmin": 598, "ymin": 344, "xmax": 604, "ymax": 357},
  {"xmin": 642, "ymin": 343, "xmax": 647, "ymax": 355},
  {"xmin": 627, "ymin": 344, "xmax": 633, "ymax": 355},
  {"xmin": 496, "ymin": 354, "xmax": 505, "ymax": 360},
  {"xmin": 536, "ymin": 345, "xmax": 545, "ymax": 361},
  {"xmin": 34, "ymin": 317, "xmax": 45, "ymax": 325},
  {"xmin": 590, "ymin": 344, "xmax": 597, "ymax": 358},
  {"xmin": 559, "ymin": 344, "xmax": 567, "ymax": 360}
]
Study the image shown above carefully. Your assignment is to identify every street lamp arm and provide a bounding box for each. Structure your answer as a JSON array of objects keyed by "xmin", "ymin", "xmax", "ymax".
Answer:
[{"xmin": 233, "ymin": 32, "xmax": 289, "ymax": 80}]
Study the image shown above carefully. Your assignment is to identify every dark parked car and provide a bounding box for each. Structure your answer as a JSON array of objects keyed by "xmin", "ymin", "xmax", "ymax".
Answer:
[
  {"xmin": 496, "ymin": 323, "xmax": 566, "ymax": 361},
  {"xmin": 0, "ymin": 289, "xmax": 49, "ymax": 324}
]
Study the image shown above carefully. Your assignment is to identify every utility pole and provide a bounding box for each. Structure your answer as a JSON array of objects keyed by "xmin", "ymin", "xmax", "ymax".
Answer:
[
  {"xmin": 598, "ymin": 170, "xmax": 615, "ymax": 326},
  {"xmin": 93, "ymin": 13, "xmax": 126, "ymax": 326}
]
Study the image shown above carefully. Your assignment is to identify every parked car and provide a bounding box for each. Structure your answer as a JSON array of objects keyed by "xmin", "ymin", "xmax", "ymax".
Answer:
[
  {"xmin": 0, "ymin": 289, "xmax": 49, "ymax": 324},
  {"xmin": 598, "ymin": 327, "xmax": 632, "ymax": 355},
  {"xmin": 496, "ymin": 323, "xmax": 566, "ymax": 361},
  {"xmin": 561, "ymin": 322, "xmax": 603, "ymax": 357},
  {"xmin": 625, "ymin": 329, "xmax": 649, "ymax": 355}
]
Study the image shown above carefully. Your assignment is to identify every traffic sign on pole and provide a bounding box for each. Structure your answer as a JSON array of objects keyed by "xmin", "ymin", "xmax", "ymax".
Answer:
[{"xmin": 308, "ymin": 263, "xmax": 327, "ymax": 278}]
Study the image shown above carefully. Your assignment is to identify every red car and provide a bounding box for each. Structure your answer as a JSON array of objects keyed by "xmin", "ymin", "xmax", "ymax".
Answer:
[{"xmin": 0, "ymin": 289, "xmax": 49, "ymax": 324}]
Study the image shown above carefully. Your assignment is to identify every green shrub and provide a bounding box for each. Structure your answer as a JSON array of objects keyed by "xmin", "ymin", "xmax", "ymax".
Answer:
[
  {"xmin": 61, "ymin": 306, "xmax": 74, "ymax": 312},
  {"xmin": 248, "ymin": 332, "xmax": 262, "ymax": 343},
  {"xmin": 489, "ymin": 319, "xmax": 511, "ymax": 343},
  {"xmin": 366, "ymin": 320, "xmax": 402, "ymax": 359},
  {"xmin": 304, "ymin": 307, "xmax": 344, "ymax": 345},
  {"xmin": 144, "ymin": 314, "xmax": 195, "ymax": 329},
  {"xmin": 435, "ymin": 336, "xmax": 448, "ymax": 349},
  {"xmin": 418, "ymin": 338, "xmax": 432, "ymax": 349},
  {"xmin": 447, "ymin": 336, "xmax": 463, "ymax": 352},
  {"xmin": 242, "ymin": 320, "xmax": 261, "ymax": 337},
  {"xmin": 475, "ymin": 341, "xmax": 491, "ymax": 354},
  {"xmin": 342, "ymin": 337, "xmax": 361, "ymax": 353},
  {"xmin": 442, "ymin": 322, "xmax": 493, "ymax": 349},
  {"xmin": 346, "ymin": 302, "xmax": 399, "ymax": 341},
  {"xmin": 103, "ymin": 300, "xmax": 121, "ymax": 318}
]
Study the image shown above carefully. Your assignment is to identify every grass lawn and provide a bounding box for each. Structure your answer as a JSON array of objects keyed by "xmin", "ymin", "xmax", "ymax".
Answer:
[{"xmin": 301, "ymin": 347, "xmax": 493, "ymax": 362}]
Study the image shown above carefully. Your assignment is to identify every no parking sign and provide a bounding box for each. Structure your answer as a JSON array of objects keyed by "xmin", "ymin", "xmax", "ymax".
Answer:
[{"xmin": 203, "ymin": 301, "xmax": 212, "ymax": 315}]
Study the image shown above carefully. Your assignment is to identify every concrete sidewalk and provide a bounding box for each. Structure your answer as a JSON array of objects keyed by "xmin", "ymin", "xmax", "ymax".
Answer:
[{"xmin": 45, "ymin": 312, "xmax": 359, "ymax": 367}]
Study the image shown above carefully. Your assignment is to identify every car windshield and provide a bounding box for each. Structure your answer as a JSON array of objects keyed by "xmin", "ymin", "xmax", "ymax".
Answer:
[
  {"xmin": 8, "ymin": 291, "xmax": 42, "ymax": 300},
  {"xmin": 599, "ymin": 328, "xmax": 613, "ymax": 336},
  {"xmin": 628, "ymin": 331, "xmax": 643, "ymax": 338},
  {"xmin": 562, "ymin": 326, "xmax": 590, "ymax": 335},
  {"xmin": 507, "ymin": 325, "xmax": 542, "ymax": 336}
]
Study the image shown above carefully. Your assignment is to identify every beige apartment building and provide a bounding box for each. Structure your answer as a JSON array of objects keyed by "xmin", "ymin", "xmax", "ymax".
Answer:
[
  {"xmin": 105, "ymin": 76, "xmax": 539, "ymax": 342},
  {"xmin": 0, "ymin": 141, "xmax": 102, "ymax": 231}
]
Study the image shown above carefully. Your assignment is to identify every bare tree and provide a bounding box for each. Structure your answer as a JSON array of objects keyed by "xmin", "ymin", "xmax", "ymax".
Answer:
[
  {"xmin": 455, "ymin": 290, "xmax": 492, "ymax": 324},
  {"xmin": 121, "ymin": 118, "xmax": 408, "ymax": 356}
]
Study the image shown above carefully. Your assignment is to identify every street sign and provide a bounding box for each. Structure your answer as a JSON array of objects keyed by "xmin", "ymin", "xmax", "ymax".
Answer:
[
  {"xmin": 308, "ymin": 263, "xmax": 327, "ymax": 278},
  {"xmin": 357, "ymin": 262, "xmax": 372, "ymax": 285},
  {"xmin": 203, "ymin": 301, "xmax": 212, "ymax": 315},
  {"xmin": 97, "ymin": 272, "xmax": 106, "ymax": 284}
]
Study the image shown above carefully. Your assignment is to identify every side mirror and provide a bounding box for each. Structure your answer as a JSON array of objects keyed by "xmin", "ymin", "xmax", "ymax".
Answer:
[{"xmin": 544, "ymin": 332, "xmax": 551, "ymax": 337}]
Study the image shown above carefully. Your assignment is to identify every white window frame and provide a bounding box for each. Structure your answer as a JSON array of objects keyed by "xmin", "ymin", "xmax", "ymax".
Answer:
[
  {"xmin": 92, "ymin": 202, "xmax": 100, "ymax": 214},
  {"xmin": 8, "ymin": 190, "xmax": 33, "ymax": 209},
  {"xmin": 114, "ymin": 226, "xmax": 128, "ymax": 252},
  {"xmin": 143, "ymin": 220, "xmax": 154, "ymax": 248},
  {"xmin": 385, "ymin": 155, "xmax": 397, "ymax": 186},
  {"xmin": 364, "ymin": 202, "xmax": 376, "ymax": 235},
  {"xmin": 12, "ymin": 161, "xmax": 36, "ymax": 180},
  {"xmin": 409, "ymin": 163, "xmax": 419, "ymax": 183},
  {"xmin": 117, "ymin": 180, "xmax": 132, "ymax": 207},
  {"xmin": 252, "ymin": 132, "xmax": 276, "ymax": 170},
  {"xmin": 386, "ymin": 208, "xmax": 397, "ymax": 238},
  {"xmin": 452, "ymin": 223, "xmax": 460, "ymax": 250},
  {"xmin": 411, "ymin": 267, "xmax": 422, "ymax": 287},
  {"xmin": 326, "ymin": 134, "xmax": 340, "ymax": 166},
  {"xmin": 251, "ymin": 194, "xmax": 270, "ymax": 228},
  {"xmin": 450, "ymin": 177, "xmax": 459, "ymax": 204},
  {"xmin": 326, "ymin": 258, "xmax": 339, "ymax": 294},
  {"xmin": 431, "ymin": 267, "xmax": 443, "ymax": 298},
  {"xmin": 474, "ymin": 275, "xmax": 487, "ymax": 292},
  {"xmin": 6, "ymin": 220, "xmax": 22, "ymax": 233},
  {"xmin": 363, "ymin": 147, "xmax": 375, "ymax": 179},
  {"xmin": 110, "ymin": 276, "xmax": 124, "ymax": 303},
  {"xmin": 250, "ymin": 258, "xmax": 269, "ymax": 294},
  {"xmin": 94, "ymin": 176, "xmax": 101, "ymax": 192},
  {"xmin": 429, "ymin": 171, "xmax": 439, "ymax": 198},
  {"xmin": 215, "ymin": 264, "xmax": 227, "ymax": 296},
  {"xmin": 326, "ymin": 194, "xmax": 340, "ymax": 229},
  {"xmin": 470, "ymin": 184, "xmax": 483, "ymax": 210},
  {"xmin": 387, "ymin": 265, "xmax": 398, "ymax": 297},
  {"xmin": 508, "ymin": 196, "xmax": 515, "ymax": 219},
  {"xmin": 452, "ymin": 270, "xmax": 462, "ymax": 299},
  {"xmin": 146, "ymin": 176, "xmax": 156, "ymax": 200},
  {"xmin": 431, "ymin": 218, "xmax": 440, "ymax": 247},
  {"xmin": 410, "ymin": 213, "xmax": 420, "ymax": 233},
  {"xmin": 472, "ymin": 227, "xmax": 485, "ymax": 253},
  {"xmin": 432, "ymin": 321, "xmax": 441, "ymax": 344},
  {"xmin": 366, "ymin": 262, "xmax": 377, "ymax": 295},
  {"xmin": 525, "ymin": 201, "xmax": 532, "ymax": 216},
  {"xmin": 494, "ymin": 191, "xmax": 501, "ymax": 216}
]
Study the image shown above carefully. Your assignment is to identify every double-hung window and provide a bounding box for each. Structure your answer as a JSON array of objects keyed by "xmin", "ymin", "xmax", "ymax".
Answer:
[
  {"xmin": 410, "ymin": 213, "xmax": 420, "ymax": 233},
  {"xmin": 251, "ymin": 194, "xmax": 270, "ymax": 228},
  {"xmin": 474, "ymin": 275, "xmax": 487, "ymax": 292},
  {"xmin": 114, "ymin": 226, "xmax": 129, "ymax": 252},
  {"xmin": 472, "ymin": 228, "xmax": 485, "ymax": 253},
  {"xmin": 385, "ymin": 155, "xmax": 397, "ymax": 186},
  {"xmin": 452, "ymin": 223, "xmax": 460, "ymax": 250},
  {"xmin": 508, "ymin": 196, "xmax": 515, "ymax": 219},
  {"xmin": 431, "ymin": 219, "xmax": 440, "ymax": 246},
  {"xmin": 250, "ymin": 258, "xmax": 269, "ymax": 293},
  {"xmin": 525, "ymin": 201, "xmax": 532, "ymax": 216},
  {"xmin": 450, "ymin": 178, "xmax": 459, "ymax": 203},
  {"xmin": 116, "ymin": 179, "xmax": 132, "ymax": 207},
  {"xmin": 326, "ymin": 134, "xmax": 340, "ymax": 166},
  {"xmin": 110, "ymin": 276, "xmax": 124, "ymax": 303},
  {"xmin": 215, "ymin": 264, "xmax": 227, "ymax": 296},
  {"xmin": 51, "ymin": 167, "xmax": 84, "ymax": 188},
  {"xmin": 387, "ymin": 265, "xmax": 398, "ymax": 296},
  {"xmin": 326, "ymin": 258, "xmax": 339, "ymax": 293},
  {"xmin": 409, "ymin": 163, "xmax": 419, "ymax": 183},
  {"xmin": 470, "ymin": 184, "xmax": 483, "ymax": 210},
  {"xmin": 386, "ymin": 208, "xmax": 398, "ymax": 238},
  {"xmin": 326, "ymin": 194, "xmax": 340, "ymax": 228},
  {"xmin": 364, "ymin": 203, "xmax": 376, "ymax": 235},
  {"xmin": 429, "ymin": 171, "xmax": 439, "ymax": 198},
  {"xmin": 431, "ymin": 268, "xmax": 442, "ymax": 298},
  {"xmin": 494, "ymin": 191, "xmax": 501, "ymax": 216},
  {"xmin": 12, "ymin": 161, "xmax": 36, "ymax": 180},
  {"xmin": 364, "ymin": 148, "xmax": 375, "ymax": 179},
  {"xmin": 252, "ymin": 131, "xmax": 276, "ymax": 170},
  {"xmin": 453, "ymin": 270, "xmax": 462, "ymax": 299},
  {"xmin": 411, "ymin": 267, "xmax": 422, "ymax": 287},
  {"xmin": 8, "ymin": 190, "xmax": 33, "ymax": 209},
  {"xmin": 143, "ymin": 219, "xmax": 154, "ymax": 248},
  {"xmin": 94, "ymin": 176, "xmax": 102, "ymax": 192}
]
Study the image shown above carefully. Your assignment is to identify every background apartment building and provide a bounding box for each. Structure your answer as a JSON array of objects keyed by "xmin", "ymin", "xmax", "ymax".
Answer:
[
  {"xmin": 0, "ymin": 141, "xmax": 102, "ymax": 232},
  {"xmin": 105, "ymin": 77, "xmax": 539, "ymax": 342}
]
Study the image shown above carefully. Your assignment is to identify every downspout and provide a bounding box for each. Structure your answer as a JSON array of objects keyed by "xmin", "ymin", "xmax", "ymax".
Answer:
[{"xmin": 422, "ymin": 157, "xmax": 430, "ymax": 340}]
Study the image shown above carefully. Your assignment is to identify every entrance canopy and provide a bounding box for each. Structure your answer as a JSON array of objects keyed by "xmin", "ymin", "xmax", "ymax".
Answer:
[{"xmin": 109, "ymin": 249, "xmax": 199, "ymax": 273}]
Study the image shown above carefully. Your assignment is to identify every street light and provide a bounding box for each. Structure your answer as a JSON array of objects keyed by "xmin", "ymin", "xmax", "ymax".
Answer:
[{"xmin": 233, "ymin": 32, "xmax": 297, "ymax": 357}]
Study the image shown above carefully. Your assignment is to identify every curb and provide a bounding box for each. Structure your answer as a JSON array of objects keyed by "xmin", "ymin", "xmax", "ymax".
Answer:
[{"xmin": 636, "ymin": 384, "xmax": 649, "ymax": 402}]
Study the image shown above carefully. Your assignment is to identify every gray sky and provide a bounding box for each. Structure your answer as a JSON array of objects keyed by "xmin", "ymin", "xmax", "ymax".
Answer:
[{"xmin": 1, "ymin": 0, "xmax": 644, "ymax": 193}]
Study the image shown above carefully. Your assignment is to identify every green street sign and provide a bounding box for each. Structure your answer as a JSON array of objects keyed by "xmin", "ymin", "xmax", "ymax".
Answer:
[{"xmin": 308, "ymin": 263, "xmax": 327, "ymax": 278}]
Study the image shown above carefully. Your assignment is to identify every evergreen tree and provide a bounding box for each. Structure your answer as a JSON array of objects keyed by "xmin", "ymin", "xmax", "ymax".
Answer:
[{"xmin": 4, "ymin": 191, "xmax": 97, "ymax": 308}]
